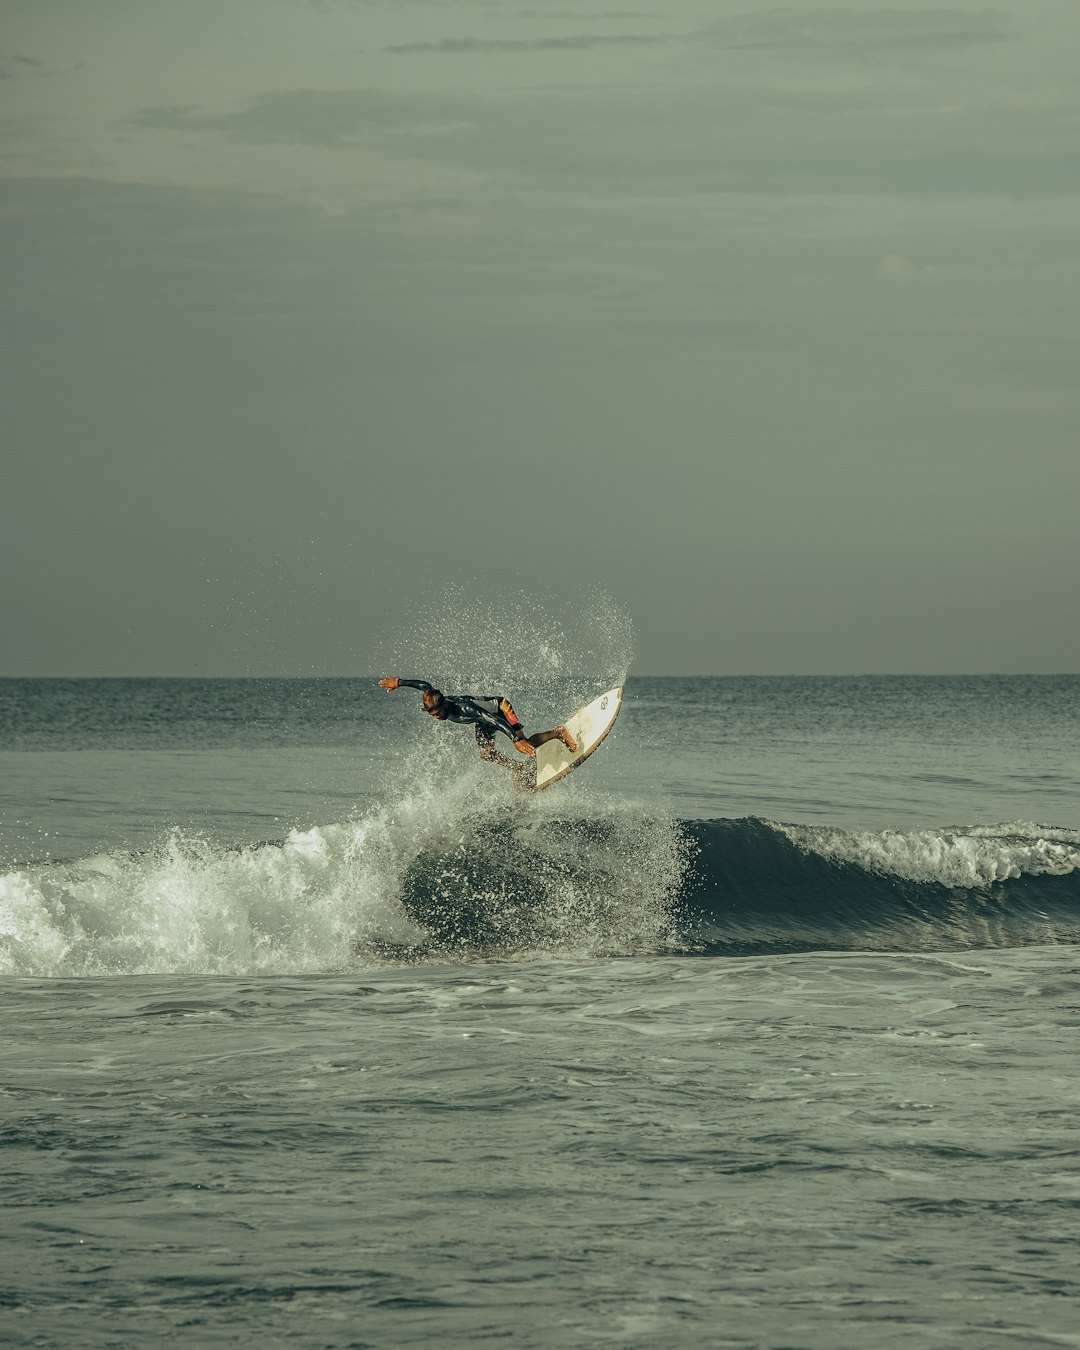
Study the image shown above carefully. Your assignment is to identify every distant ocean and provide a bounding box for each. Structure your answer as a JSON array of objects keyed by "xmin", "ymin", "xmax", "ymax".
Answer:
[{"xmin": 3, "ymin": 674, "xmax": 1079, "ymax": 1347}]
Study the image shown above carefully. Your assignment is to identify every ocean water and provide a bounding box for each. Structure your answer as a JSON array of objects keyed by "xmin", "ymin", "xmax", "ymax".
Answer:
[{"xmin": 2, "ymin": 673, "xmax": 1079, "ymax": 1348}]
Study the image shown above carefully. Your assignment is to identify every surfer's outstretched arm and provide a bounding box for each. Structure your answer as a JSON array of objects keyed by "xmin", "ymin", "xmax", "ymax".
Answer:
[{"xmin": 379, "ymin": 677, "xmax": 432, "ymax": 693}]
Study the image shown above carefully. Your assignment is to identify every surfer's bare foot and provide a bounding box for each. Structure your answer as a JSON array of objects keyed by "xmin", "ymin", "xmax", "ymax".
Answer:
[{"xmin": 557, "ymin": 726, "xmax": 577, "ymax": 754}]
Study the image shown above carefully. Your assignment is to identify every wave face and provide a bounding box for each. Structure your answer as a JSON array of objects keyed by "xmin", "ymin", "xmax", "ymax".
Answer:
[
  {"xmin": 683, "ymin": 818, "xmax": 1080, "ymax": 956},
  {"xmin": 4, "ymin": 804, "xmax": 1080, "ymax": 977}
]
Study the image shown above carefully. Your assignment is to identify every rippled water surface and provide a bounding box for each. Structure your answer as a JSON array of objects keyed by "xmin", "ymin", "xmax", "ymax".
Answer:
[{"xmin": 2, "ymin": 676, "xmax": 1079, "ymax": 1346}]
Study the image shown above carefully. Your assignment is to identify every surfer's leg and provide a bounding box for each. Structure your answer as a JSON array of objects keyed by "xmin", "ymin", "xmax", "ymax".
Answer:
[
  {"xmin": 475, "ymin": 725, "xmax": 498, "ymax": 761},
  {"xmin": 524, "ymin": 726, "xmax": 578, "ymax": 754},
  {"xmin": 475, "ymin": 725, "xmax": 521, "ymax": 771}
]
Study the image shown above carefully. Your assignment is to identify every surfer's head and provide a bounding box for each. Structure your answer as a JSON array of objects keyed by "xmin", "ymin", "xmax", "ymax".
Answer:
[{"xmin": 422, "ymin": 689, "xmax": 447, "ymax": 719}]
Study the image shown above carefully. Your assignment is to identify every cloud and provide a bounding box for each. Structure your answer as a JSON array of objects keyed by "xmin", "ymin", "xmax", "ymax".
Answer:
[
  {"xmin": 517, "ymin": 9, "xmax": 668, "ymax": 16},
  {"xmin": 132, "ymin": 88, "xmax": 472, "ymax": 147},
  {"xmin": 381, "ymin": 9, "xmax": 1013, "ymax": 60},
  {"xmin": 0, "ymin": 54, "xmax": 43, "ymax": 79},
  {"xmin": 384, "ymin": 33, "xmax": 673, "ymax": 54},
  {"xmin": 705, "ymin": 7, "xmax": 1015, "ymax": 55},
  {"xmin": 131, "ymin": 79, "xmax": 1080, "ymax": 203}
]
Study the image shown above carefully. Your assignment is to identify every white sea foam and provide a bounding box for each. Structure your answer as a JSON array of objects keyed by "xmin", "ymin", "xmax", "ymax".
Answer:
[
  {"xmin": 778, "ymin": 821, "xmax": 1080, "ymax": 887},
  {"xmin": 0, "ymin": 749, "xmax": 688, "ymax": 978},
  {"xmin": 2, "ymin": 823, "xmax": 378, "ymax": 979}
]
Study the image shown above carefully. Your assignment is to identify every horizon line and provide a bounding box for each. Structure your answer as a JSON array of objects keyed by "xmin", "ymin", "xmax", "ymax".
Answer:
[{"xmin": 2, "ymin": 672, "xmax": 1077, "ymax": 681}]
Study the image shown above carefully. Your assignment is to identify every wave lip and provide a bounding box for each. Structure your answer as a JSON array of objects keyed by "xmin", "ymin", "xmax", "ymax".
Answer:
[
  {"xmin": 685, "ymin": 818, "xmax": 1080, "ymax": 957},
  {"xmin": 779, "ymin": 820, "xmax": 1080, "ymax": 886}
]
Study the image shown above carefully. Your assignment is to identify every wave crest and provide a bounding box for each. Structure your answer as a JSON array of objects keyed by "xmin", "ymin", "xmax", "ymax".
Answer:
[
  {"xmin": 5, "ymin": 809, "xmax": 1079, "ymax": 977},
  {"xmin": 685, "ymin": 818, "xmax": 1080, "ymax": 956}
]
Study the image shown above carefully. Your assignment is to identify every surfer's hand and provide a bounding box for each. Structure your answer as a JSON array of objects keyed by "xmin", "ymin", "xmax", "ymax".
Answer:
[
  {"xmin": 513, "ymin": 738, "xmax": 536, "ymax": 757},
  {"xmin": 379, "ymin": 677, "xmax": 399, "ymax": 691}
]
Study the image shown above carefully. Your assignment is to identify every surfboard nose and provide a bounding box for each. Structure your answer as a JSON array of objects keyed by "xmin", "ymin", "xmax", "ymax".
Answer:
[{"xmin": 533, "ymin": 687, "xmax": 622, "ymax": 792}]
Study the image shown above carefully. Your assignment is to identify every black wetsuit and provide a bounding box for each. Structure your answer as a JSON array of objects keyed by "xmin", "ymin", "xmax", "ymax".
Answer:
[{"xmin": 395, "ymin": 680, "xmax": 525, "ymax": 747}]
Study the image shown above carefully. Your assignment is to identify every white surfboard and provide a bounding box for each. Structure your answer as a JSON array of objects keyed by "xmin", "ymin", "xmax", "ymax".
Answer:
[{"xmin": 532, "ymin": 687, "xmax": 623, "ymax": 793}]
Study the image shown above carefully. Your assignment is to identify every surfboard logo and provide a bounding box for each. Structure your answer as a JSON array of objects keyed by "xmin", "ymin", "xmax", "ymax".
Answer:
[{"xmin": 601, "ymin": 697, "xmax": 608, "ymax": 711}]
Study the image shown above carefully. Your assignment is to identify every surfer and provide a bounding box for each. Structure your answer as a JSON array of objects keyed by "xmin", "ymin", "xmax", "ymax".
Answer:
[{"xmin": 378, "ymin": 678, "xmax": 578, "ymax": 769}]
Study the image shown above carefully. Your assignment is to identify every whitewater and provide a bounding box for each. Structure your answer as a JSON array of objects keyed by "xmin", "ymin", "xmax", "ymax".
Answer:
[{"xmin": 2, "ymin": 659, "xmax": 1079, "ymax": 1346}]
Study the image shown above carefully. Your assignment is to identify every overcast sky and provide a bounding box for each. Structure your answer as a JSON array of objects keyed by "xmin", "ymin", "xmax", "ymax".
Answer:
[{"xmin": 3, "ymin": 0, "xmax": 1078, "ymax": 675}]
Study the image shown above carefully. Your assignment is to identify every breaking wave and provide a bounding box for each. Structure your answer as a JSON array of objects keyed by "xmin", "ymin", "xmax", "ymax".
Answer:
[
  {"xmin": 684, "ymin": 818, "xmax": 1080, "ymax": 956},
  {"xmin": 3, "ymin": 804, "xmax": 1079, "ymax": 978},
  {"xmin": 0, "ymin": 771, "xmax": 688, "ymax": 977}
]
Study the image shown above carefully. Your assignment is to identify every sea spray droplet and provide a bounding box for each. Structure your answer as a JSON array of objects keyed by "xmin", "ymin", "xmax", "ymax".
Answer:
[
  {"xmin": 395, "ymin": 800, "xmax": 689, "ymax": 959},
  {"xmin": 381, "ymin": 584, "xmax": 634, "ymax": 730}
]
